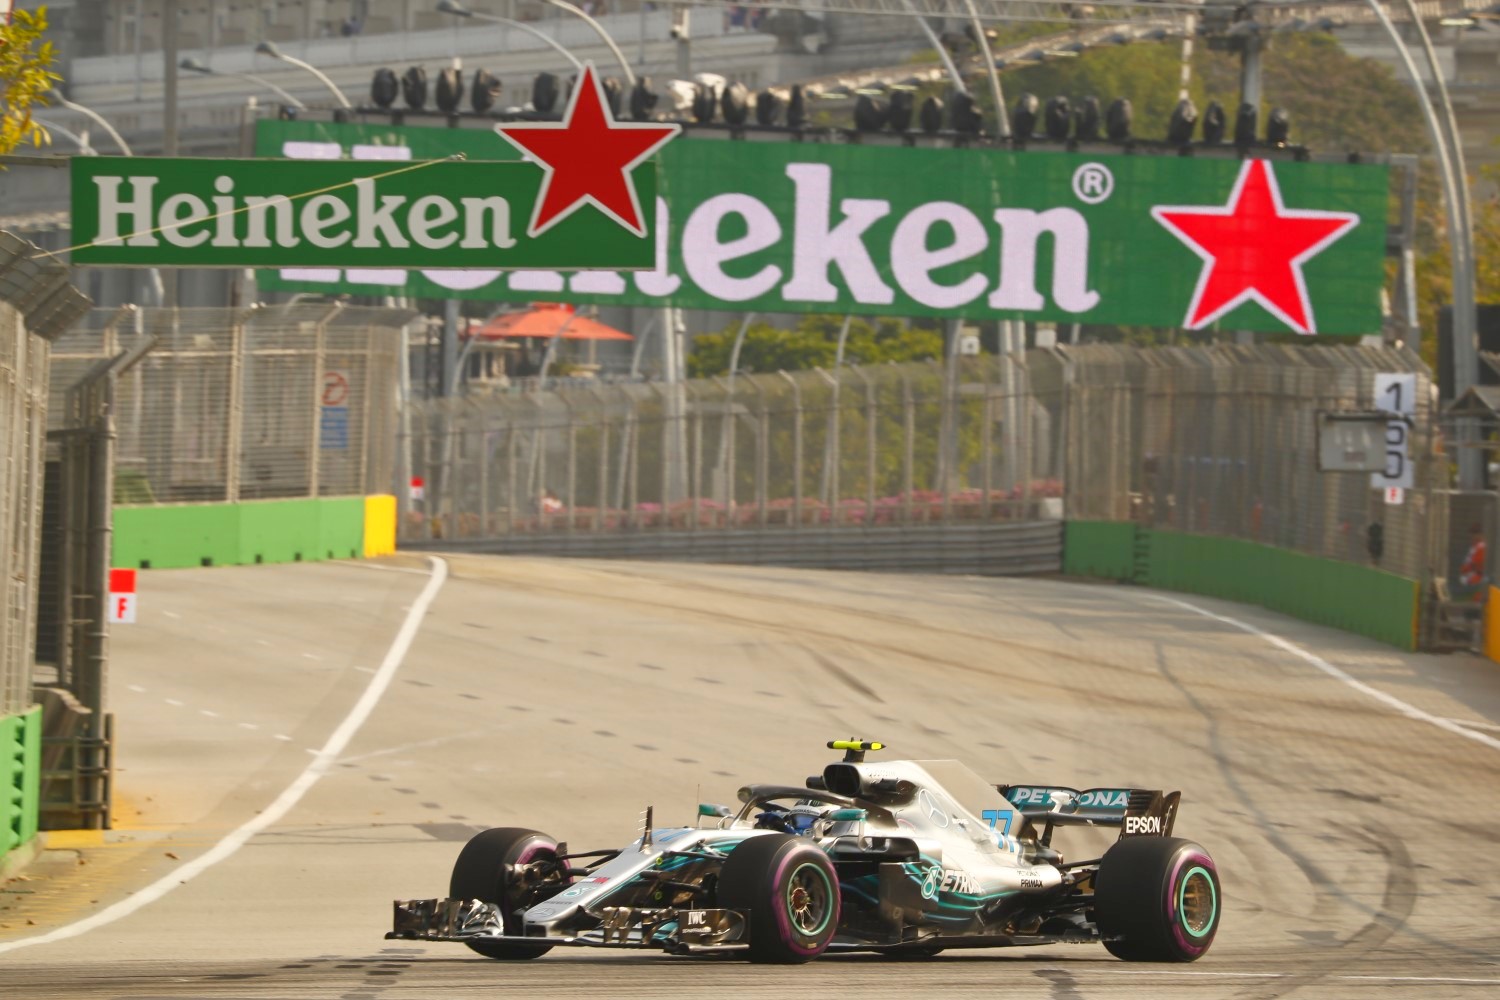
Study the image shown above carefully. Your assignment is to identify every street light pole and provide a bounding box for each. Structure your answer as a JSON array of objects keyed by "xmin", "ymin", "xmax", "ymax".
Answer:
[
  {"xmin": 537, "ymin": 0, "xmax": 637, "ymax": 88},
  {"xmin": 1364, "ymin": 0, "xmax": 1479, "ymax": 487},
  {"xmin": 435, "ymin": 0, "xmax": 584, "ymax": 72},
  {"xmin": 255, "ymin": 41, "xmax": 354, "ymax": 109},
  {"xmin": 48, "ymin": 91, "xmax": 165, "ymax": 306},
  {"xmin": 181, "ymin": 57, "xmax": 308, "ymax": 108}
]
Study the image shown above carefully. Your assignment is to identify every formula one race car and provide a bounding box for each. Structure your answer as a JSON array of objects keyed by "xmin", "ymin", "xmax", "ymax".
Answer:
[{"xmin": 388, "ymin": 740, "xmax": 1221, "ymax": 964}]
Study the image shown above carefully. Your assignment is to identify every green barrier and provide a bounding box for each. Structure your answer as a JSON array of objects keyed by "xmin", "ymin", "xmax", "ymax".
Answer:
[
  {"xmin": 113, "ymin": 497, "xmax": 368, "ymax": 569},
  {"xmin": 1062, "ymin": 521, "xmax": 1137, "ymax": 580},
  {"xmin": 1063, "ymin": 523, "xmax": 1421, "ymax": 650},
  {"xmin": 1, "ymin": 707, "xmax": 42, "ymax": 861}
]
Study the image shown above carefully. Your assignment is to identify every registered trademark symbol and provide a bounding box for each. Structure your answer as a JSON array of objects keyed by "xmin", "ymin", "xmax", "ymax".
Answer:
[{"xmin": 1072, "ymin": 163, "xmax": 1114, "ymax": 204}]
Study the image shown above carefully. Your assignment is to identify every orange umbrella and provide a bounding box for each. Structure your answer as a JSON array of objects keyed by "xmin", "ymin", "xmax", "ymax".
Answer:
[{"xmin": 470, "ymin": 305, "xmax": 633, "ymax": 341}]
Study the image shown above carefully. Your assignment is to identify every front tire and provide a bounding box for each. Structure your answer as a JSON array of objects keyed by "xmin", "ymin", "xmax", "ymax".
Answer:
[
  {"xmin": 449, "ymin": 827, "xmax": 569, "ymax": 960},
  {"xmin": 717, "ymin": 834, "xmax": 840, "ymax": 964},
  {"xmin": 1094, "ymin": 836, "xmax": 1221, "ymax": 962}
]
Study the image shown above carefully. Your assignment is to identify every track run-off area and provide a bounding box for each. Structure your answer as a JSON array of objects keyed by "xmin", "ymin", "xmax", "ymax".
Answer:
[{"xmin": 2, "ymin": 553, "xmax": 1498, "ymax": 999}]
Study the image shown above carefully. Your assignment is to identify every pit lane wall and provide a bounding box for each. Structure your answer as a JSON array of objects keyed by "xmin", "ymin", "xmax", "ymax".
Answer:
[
  {"xmin": 111, "ymin": 494, "xmax": 397, "ymax": 569},
  {"xmin": 1063, "ymin": 522, "xmax": 1421, "ymax": 650}
]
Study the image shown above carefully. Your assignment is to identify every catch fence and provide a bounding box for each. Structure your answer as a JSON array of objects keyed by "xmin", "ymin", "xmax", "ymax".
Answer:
[
  {"xmin": 401, "ymin": 352, "xmax": 1067, "ymax": 545},
  {"xmin": 1, "ymin": 303, "xmax": 51, "ymax": 717},
  {"xmin": 49, "ymin": 305, "xmax": 410, "ymax": 505},
  {"xmin": 403, "ymin": 343, "xmax": 1439, "ymax": 584}
]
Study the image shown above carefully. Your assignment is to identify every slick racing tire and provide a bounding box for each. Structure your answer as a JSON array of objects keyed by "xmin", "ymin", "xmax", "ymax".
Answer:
[
  {"xmin": 450, "ymin": 827, "xmax": 570, "ymax": 960},
  {"xmin": 1094, "ymin": 836, "xmax": 1221, "ymax": 962},
  {"xmin": 717, "ymin": 833, "xmax": 841, "ymax": 964}
]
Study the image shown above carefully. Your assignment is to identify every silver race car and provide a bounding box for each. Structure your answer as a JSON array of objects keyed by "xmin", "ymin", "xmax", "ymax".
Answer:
[{"xmin": 389, "ymin": 740, "xmax": 1221, "ymax": 963}]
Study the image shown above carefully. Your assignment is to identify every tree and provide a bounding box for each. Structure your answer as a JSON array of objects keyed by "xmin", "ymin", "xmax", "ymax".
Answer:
[
  {"xmin": 1, "ymin": 7, "xmax": 59, "ymax": 158},
  {"xmin": 688, "ymin": 315, "xmax": 944, "ymax": 378}
]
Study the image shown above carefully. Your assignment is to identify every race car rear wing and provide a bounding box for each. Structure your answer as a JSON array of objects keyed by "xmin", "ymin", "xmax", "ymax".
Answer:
[{"xmin": 996, "ymin": 785, "xmax": 1180, "ymax": 842}]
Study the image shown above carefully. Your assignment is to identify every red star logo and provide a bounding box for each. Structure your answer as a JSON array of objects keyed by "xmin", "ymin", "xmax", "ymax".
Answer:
[
  {"xmin": 1152, "ymin": 159, "xmax": 1359, "ymax": 335},
  {"xmin": 494, "ymin": 64, "xmax": 680, "ymax": 240}
]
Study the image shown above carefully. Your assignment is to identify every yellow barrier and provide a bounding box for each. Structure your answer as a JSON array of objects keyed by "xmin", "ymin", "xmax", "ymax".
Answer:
[
  {"xmin": 1485, "ymin": 587, "xmax": 1500, "ymax": 664},
  {"xmin": 363, "ymin": 495, "xmax": 397, "ymax": 557}
]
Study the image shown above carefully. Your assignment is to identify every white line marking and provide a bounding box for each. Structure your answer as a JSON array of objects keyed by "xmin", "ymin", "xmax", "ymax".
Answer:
[
  {"xmin": 256, "ymin": 639, "xmax": 270, "ymax": 647},
  {"xmin": 1099, "ymin": 969, "xmax": 1500, "ymax": 985},
  {"xmin": 1149, "ymin": 595, "xmax": 1500, "ymax": 754},
  {"xmin": 237, "ymin": 722, "xmax": 259, "ymax": 731},
  {"xmin": 301, "ymin": 652, "xmax": 322, "ymax": 661},
  {"xmin": 164, "ymin": 699, "xmax": 183, "ymax": 707},
  {"xmin": 342, "ymin": 561, "xmax": 434, "ymax": 576},
  {"xmin": 352, "ymin": 666, "xmax": 376, "ymax": 674},
  {"xmin": 0, "ymin": 555, "xmax": 448, "ymax": 955},
  {"xmin": 273, "ymin": 734, "xmax": 293, "ymax": 742},
  {"xmin": 163, "ymin": 611, "xmax": 180, "ymax": 619},
  {"xmin": 200, "ymin": 709, "xmax": 219, "ymax": 718},
  {"xmin": 1444, "ymin": 716, "xmax": 1500, "ymax": 733},
  {"xmin": 127, "ymin": 685, "xmax": 146, "ymax": 693}
]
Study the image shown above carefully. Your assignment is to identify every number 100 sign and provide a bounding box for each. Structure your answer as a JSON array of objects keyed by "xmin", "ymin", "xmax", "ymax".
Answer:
[{"xmin": 1371, "ymin": 373, "xmax": 1416, "ymax": 491}]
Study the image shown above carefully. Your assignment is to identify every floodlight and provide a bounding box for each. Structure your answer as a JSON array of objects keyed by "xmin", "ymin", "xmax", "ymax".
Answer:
[
  {"xmin": 1043, "ymin": 96, "xmax": 1070, "ymax": 141},
  {"xmin": 919, "ymin": 95, "xmax": 943, "ymax": 134},
  {"xmin": 629, "ymin": 77, "xmax": 658, "ymax": 121},
  {"xmin": 755, "ymin": 90, "xmax": 782, "ymax": 126},
  {"xmin": 1234, "ymin": 102, "xmax": 1257, "ymax": 146},
  {"xmin": 1075, "ymin": 96, "xmax": 1101, "ymax": 141},
  {"xmin": 1266, "ymin": 107, "xmax": 1291, "ymax": 146},
  {"xmin": 1201, "ymin": 101, "xmax": 1226, "ymax": 144},
  {"xmin": 721, "ymin": 81, "xmax": 750, "ymax": 125},
  {"xmin": 435, "ymin": 67, "xmax": 463, "ymax": 113},
  {"xmin": 370, "ymin": 68, "xmax": 399, "ymax": 109},
  {"xmin": 471, "ymin": 70, "xmax": 500, "ymax": 114},
  {"xmin": 1105, "ymin": 98, "xmax": 1131, "ymax": 141},
  {"xmin": 854, "ymin": 94, "xmax": 890, "ymax": 132},
  {"xmin": 1011, "ymin": 93, "xmax": 1039, "ymax": 140},
  {"xmin": 787, "ymin": 85, "xmax": 808, "ymax": 128},
  {"xmin": 888, "ymin": 89, "xmax": 914, "ymax": 132},
  {"xmin": 1166, "ymin": 98, "xmax": 1197, "ymax": 144},
  {"xmin": 401, "ymin": 66, "xmax": 428, "ymax": 110},
  {"xmin": 532, "ymin": 72, "xmax": 561, "ymax": 114}
]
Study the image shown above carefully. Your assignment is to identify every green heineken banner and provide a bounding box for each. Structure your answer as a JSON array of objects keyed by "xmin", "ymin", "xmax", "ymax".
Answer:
[
  {"xmin": 70, "ymin": 68, "xmax": 676, "ymax": 271},
  {"xmin": 256, "ymin": 120, "xmax": 1390, "ymax": 335}
]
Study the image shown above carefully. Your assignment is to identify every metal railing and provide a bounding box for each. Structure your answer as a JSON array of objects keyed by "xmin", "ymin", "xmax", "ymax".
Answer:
[
  {"xmin": 51, "ymin": 305, "xmax": 410, "ymax": 507},
  {"xmin": 403, "ymin": 343, "xmax": 1439, "ymax": 584}
]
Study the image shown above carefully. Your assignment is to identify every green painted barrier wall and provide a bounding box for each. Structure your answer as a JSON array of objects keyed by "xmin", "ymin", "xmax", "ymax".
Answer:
[
  {"xmin": 1063, "ymin": 523, "xmax": 1421, "ymax": 650},
  {"xmin": 1063, "ymin": 521, "xmax": 1137, "ymax": 580},
  {"xmin": 1, "ymin": 707, "xmax": 42, "ymax": 862},
  {"xmin": 114, "ymin": 498, "xmax": 367, "ymax": 570}
]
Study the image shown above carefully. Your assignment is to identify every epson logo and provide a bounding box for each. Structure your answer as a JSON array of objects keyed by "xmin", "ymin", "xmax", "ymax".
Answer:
[{"xmin": 1124, "ymin": 815, "xmax": 1163, "ymax": 835}]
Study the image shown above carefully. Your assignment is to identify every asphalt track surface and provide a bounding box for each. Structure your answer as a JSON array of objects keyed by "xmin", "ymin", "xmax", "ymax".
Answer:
[{"xmin": 3, "ymin": 553, "xmax": 1499, "ymax": 999}]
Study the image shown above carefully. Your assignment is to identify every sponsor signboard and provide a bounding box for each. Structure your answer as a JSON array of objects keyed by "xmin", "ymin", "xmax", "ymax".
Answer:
[
  {"xmin": 255, "ymin": 120, "xmax": 1390, "ymax": 335},
  {"xmin": 70, "ymin": 67, "xmax": 674, "ymax": 272}
]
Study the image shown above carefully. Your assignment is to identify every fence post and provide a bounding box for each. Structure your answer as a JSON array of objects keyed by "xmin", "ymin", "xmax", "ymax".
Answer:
[
  {"xmin": 589, "ymin": 386, "xmax": 609, "ymax": 533},
  {"xmin": 716, "ymin": 375, "xmax": 737, "ymax": 528},
  {"xmin": 308, "ymin": 304, "xmax": 341, "ymax": 500},
  {"xmin": 750, "ymin": 377, "xmax": 769, "ymax": 528},
  {"xmin": 817, "ymin": 367, "xmax": 839, "ymax": 517},
  {"xmin": 855, "ymin": 366, "xmax": 877, "ymax": 525},
  {"xmin": 224, "ymin": 304, "xmax": 255, "ymax": 504},
  {"xmin": 902, "ymin": 367, "xmax": 915, "ymax": 525},
  {"xmin": 690, "ymin": 382, "xmax": 703, "ymax": 532},
  {"xmin": 778, "ymin": 370, "xmax": 802, "ymax": 529},
  {"xmin": 982, "ymin": 355, "xmax": 994, "ymax": 522},
  {"xmin": 563, "ymin": 394, "xmax": 577, "ymax": 536},
  {"xmin": 506, "ymin": 417, "xmax": 518, "ymax": 536}
]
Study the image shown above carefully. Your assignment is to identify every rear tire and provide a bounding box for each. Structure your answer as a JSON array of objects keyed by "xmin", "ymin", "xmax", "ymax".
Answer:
[
  {"xmin": 1094, "ymin": 836, "xmax": 1221, "ymax": 962},
  {"xmin": 449, "ymin": 827, "xmax": 569, "ymax": 960},
  {"xmin": 717, "ymin": 834, "xmax": 840, "ymax": 964}
]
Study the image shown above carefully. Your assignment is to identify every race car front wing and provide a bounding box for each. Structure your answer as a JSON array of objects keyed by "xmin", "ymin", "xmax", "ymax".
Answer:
[{"xmin": 388, "ymin": 898, "xmax": 747, "ymax": 951}]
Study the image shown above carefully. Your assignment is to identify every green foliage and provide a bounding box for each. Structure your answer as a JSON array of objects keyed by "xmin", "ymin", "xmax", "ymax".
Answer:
[
  {"xmin": 1, "ymin": 7, "xmax": 60, "ymax": 158},
  {"xmin": 687, "ymin": 315, "xmax": 944, "ymax": 378}
]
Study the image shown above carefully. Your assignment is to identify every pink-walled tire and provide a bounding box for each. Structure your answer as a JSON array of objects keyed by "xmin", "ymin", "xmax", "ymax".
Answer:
[
  {"xmin": 1094, "ymin": 836, "xmax": 1221, "ymax": 962},
  {"xmin": 450, "ymin": 827, "xmax": 570, "ymax": 960},
  {"xmin": 717, "ymin": 834, "xmax": 840, "ymax": 964}
]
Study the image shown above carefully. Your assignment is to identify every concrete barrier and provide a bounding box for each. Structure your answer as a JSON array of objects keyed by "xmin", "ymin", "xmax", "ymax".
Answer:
[
  {"xmin": 113, "ymin": 494, "xmax": 397, "ymax": 569},
  {"xmin": 1, "ymin": 707, "xmax": 41, "ymax": 860},
  {"xmin": 1063, "ymin": 521, "xmax": 1422, "ymax": 650}
]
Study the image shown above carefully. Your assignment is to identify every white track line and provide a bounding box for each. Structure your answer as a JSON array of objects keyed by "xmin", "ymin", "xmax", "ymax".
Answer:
[
  {"xmin": 1149, "ymin": 594, "xmax": 1500, "ymax": 754},
  {"xmin": 0, "ymin": 555, "xmax": 448, "ymax": 956}
]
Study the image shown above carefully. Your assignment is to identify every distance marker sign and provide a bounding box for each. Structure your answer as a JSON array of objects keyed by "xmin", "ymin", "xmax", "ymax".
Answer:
[{"xmin": 70, "ymin": 66, "xmax": 677, "ymax": 271}]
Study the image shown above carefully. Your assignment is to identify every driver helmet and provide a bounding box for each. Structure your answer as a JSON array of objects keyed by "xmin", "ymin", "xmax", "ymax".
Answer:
[{"xmin": 784, "ymin": 804, "xmax": 824, "ymax": 836}]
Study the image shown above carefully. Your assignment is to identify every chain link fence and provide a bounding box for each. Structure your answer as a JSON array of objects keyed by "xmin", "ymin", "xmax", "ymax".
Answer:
[
  {"xmin": 403, "ymin": 342, "xmax": 1438, "ymax": 584},
  {"xmin": 49, "ymin": 305, "xmax": 410, "ymax": 504},
  {"xmin": 1, "ymin": 303, "xmax": 50, "ymax": 718},
  {"xmin": 1064, "ymin": 343, "xmax": 1439, "ymax": 584},
  {"xmin": 402, "ymin": 352, "xmax": 1066, "ymax": 543}
]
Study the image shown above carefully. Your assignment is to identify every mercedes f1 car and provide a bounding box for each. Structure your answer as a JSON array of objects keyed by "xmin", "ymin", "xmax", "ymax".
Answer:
[{"xmin": 388, "ymin": 740, "xmax": 1221, "ymax": 963}]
